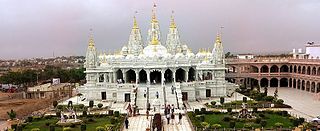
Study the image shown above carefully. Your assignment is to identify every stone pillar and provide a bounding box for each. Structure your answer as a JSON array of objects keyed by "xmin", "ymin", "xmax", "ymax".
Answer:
[
  {"xmin": 147, "ymin": 70, "xmax": 150, "ymax": 85},
  {"xmin": 135, "ymin": 71, "xmax": 139, "ymax": 84},
  {"xmin": 122, "ymin": 69, "xmax": 126, "ymax": 83},
  {"xmin": 268, "ymin": 79, "xmax": 270, "ymax": 87},
  {"xmin": 104, "ymin": 73, "xmax": 107, "ymax": 83},
  {"xmin": 113, "ymin": 72, "xmax": 116, "ymax": 83},
  {"xmin": 185, "ymin": 70, "xmax": 189, "ymax": 82},
  {"xmin": 96, "ymin": 73, "xmax": 99, "ymax": 83},
  {"xmin": 195, "ymin": 70, "xmax": 198, "ymax": 81},
  {"xmin": 109, "ymin": 73, "xmax": 112, "ymax": 83},
  {"xmin": 173, "ymin": 70, "xmax": 176, "ymax": 83},
  {"xmin": 161, "ymin": 70, "xmax": 165, "ymax": 85},
  {"xmin": 278, "ymin": 79, "xmax": 281, "ymax": 87}
]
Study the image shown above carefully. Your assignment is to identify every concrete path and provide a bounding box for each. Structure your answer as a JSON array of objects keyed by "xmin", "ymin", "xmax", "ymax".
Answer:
[
  {"xmin": 163, "ymin": 114, "xmax": 193, "ymax": 131},
  {"xmin": 123, "ymin": 115, "xmax": 150, "ymax": 131},
  {"xmin": 268, "ymin": 87, "xmax": 320, "ymax": 121}
]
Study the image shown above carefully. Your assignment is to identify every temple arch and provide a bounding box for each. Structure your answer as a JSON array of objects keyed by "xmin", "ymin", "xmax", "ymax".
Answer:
[
  {"xmin": 294, "ymin": 65, "xmax": 297, "ymax": 73},
  {"xmin": 302, "ymin": 66, "xmax": 306, "ymax": 74},
  {"xmin": 116, "ymin": 69, "xmax": 123, "ymax": 82},
  {"xmin": 260, "ymin": 78, "xmax": 268, "ymax": 87},
  {"xmin": 307, "ymin": 66, "xmax": 311, "ymax": 75},
  {"xmin": 164, "ymin": 69, "xmax": 173, "ymax": 83},
  {"xmin": 139, "ymin": 70, "xmax": 147, "ymax": 83},
  {"xmin": 270, "ymin": 78, "xmax": 278, "ymax": 87},
  {"xmin": 176, "ymin": 68, "xmax": 186, "ymax": 82},
  {"xmin": 306, "ymin": 81, "xmax": 310, "ymax": 91},
  {"xmin": 298, "ymin": 66, "xmax": 301, "ymax": 74},
  {"xmin": 280, "ymin": 78, "xmax": 288, "ymax": 87},
  {"xmin": 150, "ymin": 70, "xmax": 161, "ymax": 84},
  {"xmin": 250, "ymin": 65, "xmax": 259, "ymax": 73},
  {"xmin": 297, "ymin": 79, "xmax": 301, "ymax": 89},
  {"xmin": 293, "ymin": 79, "xmax": 296, "ymax": 88},
  {"xmin": 301, "ymin": 80, "xmax": 305, "ymax": 90},
  {"xmin": 126, "ymin": 69, "xmax": 136, "ymax": 83},
  {"xmin": 280, "ymin": 65, "xmax": 289, "ymax": 72},
  {"xmin": 188, "ymin": 67, "xmax": 196, "ymax": 82},
  {"xmin": 312, "ymin": 67, "xmax": 317, "ymax": 75},
  {"xmin": 270, "ymin": 65, "xmax": 279, "ymax": 73},
  {"xmin": 261, "ymin": 65, "xmax": 269, "ymax": 73},
  {"xmin": 311, "ymin": 82, "xmax": 316, "ymax": 93}
]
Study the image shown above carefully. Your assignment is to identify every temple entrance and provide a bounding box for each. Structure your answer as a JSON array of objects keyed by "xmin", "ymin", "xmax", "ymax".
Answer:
[
  {"xmin": 126, "ymin": 69, "xmax": 136, "ymax": 83},
  {"xmin": 206, "ymin": 89, "xmax": 211, "ymax": 97},
  {"xmin": 182, "ymin": 92, "xmax": 188, "ymax": 101},
  {"xmin": 203, "ymin": 72, "xmax": 212, "ymax": 80},
  {"xmin": 176, "ymin": 68, "xmax": 186, "ymax": 82},
  {"xmin": 150, "ymin": 71, "xmax": 161, "ymax": 84},
  {"xmin": 139, "ymin": 70, "xmax": 147, "ymax": 83},
  {"xmin": 125, "ymin": 93, "xmax": 131, "ymax": 102},
  {"xmin": 188, "ymin": 67, "xmax": 196, "ymax": 82},
  {"xmin": 280, "ymin": 78, "xmax": 288, "ymax": 87},
  {"xmin": 116, "ymin": 69, "xmax": 123, "ymax": 83},
  {"xmin": 260, "ymin": 78, "xmax": 269, "ymax": 87},
  {"xmin": 164, "ymin": 69, "xmax": 173, "ymax": 83},
  {"xmin": 101, "ymin": 92, "xmax": 106, "ymax": 100},
  {"xmin": 270, "ymin": 78, "xmax": 278, "ymax": 87}
]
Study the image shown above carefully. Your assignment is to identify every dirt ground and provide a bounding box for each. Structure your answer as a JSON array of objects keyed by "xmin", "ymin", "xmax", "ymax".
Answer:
[{"xmin": 0, "ymin": 92, "xmax": 53, "ymax": 120}]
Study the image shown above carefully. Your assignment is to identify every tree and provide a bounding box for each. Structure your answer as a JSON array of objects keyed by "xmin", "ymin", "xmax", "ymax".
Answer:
[
  {"xmin": 98, "ymin": 103, "xmax": 103, "ymax": 108},
  {"xmin": 220, "ymin": 97, "xmax": 225, "ymax": 105},
  {"xmin": 7, "ymin": 109, "xmax": 16, "ymax": 120},
  {"xmin": 274, "ymin": 88, "xmax": 278, "ymax": 99},
  {"xmin": 89, "ymin": 100, "xmax": 94, "ymax": 108},
  {"xmin": 53, "ymin": 101, "xmax": 58, "ymax": 108}
]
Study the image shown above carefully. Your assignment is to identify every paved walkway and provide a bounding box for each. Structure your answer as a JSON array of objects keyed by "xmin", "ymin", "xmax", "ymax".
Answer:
[
  {"xmin": 123, "ymin": 116, "xmax": 150, "ymax": 131},
  {"xmin": 268, "ymin": 87, "xmax": 320, "ymax": 121}
]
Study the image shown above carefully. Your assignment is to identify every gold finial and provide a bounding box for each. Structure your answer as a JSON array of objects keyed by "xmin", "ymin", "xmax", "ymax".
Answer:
[
  {"xmin": 151, "ymin": 35, "xmax": 159, "ymax": 45},
  {"xmin": 170, "ymin": 10, "xmax": 176, "ymax": 28},
  {"xmin": 151, "ymin": 3, "xmax": 157, "ymax": 22},
  {"xmin": 88, "ymin": 29, "xmax": 95, "ymax": 48},
  {"xmin": 215, "ymin": 34, "xmax": 221, "ymax": 43}
]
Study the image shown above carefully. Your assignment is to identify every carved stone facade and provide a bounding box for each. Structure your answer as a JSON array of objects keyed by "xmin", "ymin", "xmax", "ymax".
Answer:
[{"xmin": 79, "ymin": 5, "xmax": 237, "ymax": 109}]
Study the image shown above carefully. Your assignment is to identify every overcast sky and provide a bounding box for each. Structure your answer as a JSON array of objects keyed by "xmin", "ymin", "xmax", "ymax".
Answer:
[{"xmin": 1, "ymin": 0, "xmax": 319, "ymax": 59}]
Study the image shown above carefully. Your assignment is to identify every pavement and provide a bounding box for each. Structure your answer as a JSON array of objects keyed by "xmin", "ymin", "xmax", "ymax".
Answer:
[{"xmin": 268, "ymin": 87, "xmax": 320, "ymax": 121}]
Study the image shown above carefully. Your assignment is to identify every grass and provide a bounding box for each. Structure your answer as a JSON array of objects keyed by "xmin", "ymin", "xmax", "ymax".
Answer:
[{"xmin": 23, "ymin": 116, "xmax": 120, "ymax": 131}]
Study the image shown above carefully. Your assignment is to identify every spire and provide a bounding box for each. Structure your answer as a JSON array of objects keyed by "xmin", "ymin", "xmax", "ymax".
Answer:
[
  {"xmin": 88, "ymin": 29, "xmax": 95, "ymax": 48},
  {"xmin": 133, "ymin": 16, "xmax": 139, "ymax": 29},
  {"xmin": 170, "ymin": 11, "xmax": 176, "ymax": 28},
  {"xmin": 151, "ymin": 34, "xmax": 159, "ymax": 45},
  {"xmin": 152, "ymin": 3, "xmax": 157, "ymax": 22}
]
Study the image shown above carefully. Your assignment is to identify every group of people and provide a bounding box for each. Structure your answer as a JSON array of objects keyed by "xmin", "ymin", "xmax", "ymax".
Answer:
[{"xmin": 165, "ymin": 104, "xmax": 183, "ymax": 125}]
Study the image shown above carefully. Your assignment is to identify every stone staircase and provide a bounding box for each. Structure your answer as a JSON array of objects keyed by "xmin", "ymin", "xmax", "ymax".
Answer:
[
  {"xmin": 136, "ymin": 85, "xmax": 147, "ymax": 109},
  {"xmin": 149, "ymin": 84, "xmax": 165, "ymax": 109}
]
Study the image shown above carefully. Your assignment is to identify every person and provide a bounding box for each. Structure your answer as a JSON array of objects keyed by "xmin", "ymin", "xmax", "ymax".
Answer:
[
  {"xmin": 171, "ymin": 85, "xmax": 174, "ymax": 94},
  {"xmin": 178, "ymin": 113, "xmax": 182, "ymax": 124},
  {"xmin": 146, "ymin": 110, "xmax": 149, "ymax": 119},
  {"xmin": 144, "ymin": 90, "xmax": 146, "ymax": 98},
  {"xmin": 167, "ymin": 105, "xmax": 171, "ymax": 114},
  {"xmin": 125, "ymin": 117, "xmax": 129, "ymax": 129},
  {"xmin": 156, "ymin": 91, "xmax": 159, "ymax": 98},
  {"xmin": 171, "ymin": 104, "xmax": 175, "ymax": 113},
  {"xmin": 171, "ymin": 113, "xmax": 175, "ymax": 125},
  {"xmin": 166, "ymin": 113, "xmax": 170, "ymax": 124},
  {"xmin": 153, "ymin": 80, "xmax": 156, "ymax": 84}
]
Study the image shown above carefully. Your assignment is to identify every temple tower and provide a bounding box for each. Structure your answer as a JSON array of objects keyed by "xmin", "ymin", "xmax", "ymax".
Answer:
[
  {"xmin": 166, "ymin": 11, "xmax": 182, "ymax": 55},
  {"xmin": 127, "ymin": 16, "xmax": 143, "ymax": 56}
]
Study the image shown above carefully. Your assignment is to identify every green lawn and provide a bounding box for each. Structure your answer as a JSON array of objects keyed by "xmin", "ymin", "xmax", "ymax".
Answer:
[{"xmin": 23, "ymin": 116, "xmax": 119, "ymax": 131}]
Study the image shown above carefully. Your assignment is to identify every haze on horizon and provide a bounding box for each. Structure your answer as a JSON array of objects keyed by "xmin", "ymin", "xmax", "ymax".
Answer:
[{"xmin": 1, "ymin": 0, "xmax": 320, "ymax": 59}]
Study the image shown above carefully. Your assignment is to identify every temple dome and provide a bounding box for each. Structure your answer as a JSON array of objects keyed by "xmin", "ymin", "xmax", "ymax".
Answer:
[{"xmin": 143, "ymin": 44, "xmax": 169, "ymax": 58}]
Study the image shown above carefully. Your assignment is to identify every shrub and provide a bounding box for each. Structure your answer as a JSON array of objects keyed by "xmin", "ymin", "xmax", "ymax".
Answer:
[
  {"xmin": 244, "ymin": 123, "xmax": 252, "ymax": 128},
  {"xmin": 57, "ymin": 105, "xmax": 63, "ymax": 110},
  {"xmin": 211, "ymin": 124, "xmax": 222, "ymax": 129},
  {"xmin": 98, "ymin": 103, "xmax": 103, "ymax": 108},
  {"xmin": 82, "ymin": 111, "xmax": 87, "ymax": 117},
  {"xmin": 53, "ymin": 101, "xmax": 58, "ymax": 108},
  {"xmin": 196, "ymin": 115, "xmax": 205, "ymax": 122},
  {"xmin": 27, "ymin": 116, "xmax": 33, "ymax": 122},
  {"xmin": 263, "ymin": 96, "xmax": 275, "ymax": 102},
  {"xmin": 96, "ymin": 126, "xmax": 106, "ymax": 131},
  {"xmin": 16, "ymin": 125, "xmax": 22, "ymax": 131},
  {"xmin": 260, "ymin": 120, "xmax": 267, "ymax": 127},
  {"xmin": 56, "ymin": 111, "xmax": 61, "ymax": 117},
  {"xmin": 210, "ymin": 101, "xmax": 216, "ymax": 106},
  {"xmin": 108, "ymin": 110, "xmax": 114, "ymax": 116},
  {"xmin": 7, "ymin": 109, "xmax": 16, "ymax": 120},
  {"xmin": 44, "ymin": 115, "xmax": 52, "ymax": 119},
  {"xmin": 81, "ymin": 124, "xmax": 86, "ymax": 131},
  {"xmin": 49, "ymin": 125, "xmax": 55, "ymax": 131},
  {"xmin": 220, "ymin": 97, "xmax": 225, "ymax": 105},
  {"xmin": 227, "ymin": 108, "xmax": 232, "ymax": 113},
  {"xmin": 45, "ymin": 122, "xmax": 51, "ymax": 126},
  {"xmin": 89, "ymin": 100, "xmax": 94, "ymax": 108},
  {"xmin": 200, "ymin": 122, "xmax": 210, "ymax": 129},
  {"xmin": 229, "ymin": 121, "xmax": 236, "ymax": 128},
  {"xmin": 88, "ymin": 118, "xmax": 95, "ymax": 122},
  {"xmin": 223, "ymin": 116, "xmax": 231, "ymax": 122},
  {"xmin": 200, "ymin": 108, "xmax": 206, "ymax": 113},
  {"xmin": 11, "ymin": 124, "xmax": 17, "ymax": 130},
  {"xmin": 252, "ymin": 107, "xmax": 258, "ymax": 113},
  {"xmin": 243, "ymin": 97, "xmax": 247, "ymax": 103},
  {"xmin": 276, "ymin": 99, "xmax": 284, "ymax": 104},
  {"xmin": 114, "ymin": 111, "xmax": 120, "ymax": 117},
  {"xmin": 255, "ymin": 117, "xmax": 261, "ymax": 124},
  {"xmin": 275, "ymin": 122, "xmax": 283, "ymax": 128},
  {"xmin": 70, "ymin": 123, "xmax": 76, "ymax": 128},
  {"xmin": 63, "ymin": 127, "xmax": 72, "ymax": 131},
  {"xmin": 31, "ymin": 128, "xmax": 40, "ymax": 131},
  {"xmin": 195, "ymin": 109, "xmax": 200, "ymax": 114},
  {"xmin": 79, "ymin": 104, "xmax": 85, "ymax": 109}
]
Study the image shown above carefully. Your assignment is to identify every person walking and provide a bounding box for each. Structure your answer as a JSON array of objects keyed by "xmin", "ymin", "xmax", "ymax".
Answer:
[
  {"xmin": 171, "ymin": 104, "xmax": 175, "ymax": 113},
  {"xmin": 146, "ymin": 110, "xmax": 149, "ymax": 119},
  {"xmin": 166, "ymin": 113, "xmax": 170, "ymax": 124},
  {"xmin": 171, "ymin": 113, "xmax": 175, "ymax": 125},
  {"xmin": 125, "ymin": 117, "xmax": 129, "ymax": 129},
  {"xmin": 178, "ymin": 113, "xmax": 182, "ymax": 125},
  {"xmin": 156, "ymin": 91, "xmax": 159, "ymax": 98},
  {"xmin": 144, "ymin": 90, "xmax": 146, "ymax": 98}
]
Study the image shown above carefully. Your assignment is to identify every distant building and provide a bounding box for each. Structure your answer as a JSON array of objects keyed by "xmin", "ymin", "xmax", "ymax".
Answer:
[
  {"xmin": 237, "ymin": 54, "xmax": 254, "ymax": 59},
  {"xmin": 26, "ymin": 83, "xmax": 73, "ymax": 99},
  {"xmin": 292, "ymin": 42, "xmax": 320, "ymax": 59}
]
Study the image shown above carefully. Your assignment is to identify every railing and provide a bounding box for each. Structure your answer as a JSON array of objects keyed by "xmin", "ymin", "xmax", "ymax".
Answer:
[{"xmin": 226, "ymin": 58, "xmax": 320, "ymax": 65}]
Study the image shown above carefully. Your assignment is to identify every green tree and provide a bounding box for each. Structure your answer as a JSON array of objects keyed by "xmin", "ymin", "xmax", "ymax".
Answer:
[
  {"xmin": 220, "ymin": 97, "xmax": 225, "ymax": 105},
  {"xmin": 7, "ymin": 109, "xmax": 16, "ymax": 120}
]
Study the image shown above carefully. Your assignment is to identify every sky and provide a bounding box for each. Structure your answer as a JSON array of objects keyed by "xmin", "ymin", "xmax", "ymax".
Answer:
[{"xmin": 0, "ymin": 0, "xmax": 320, "ymax": 59}]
